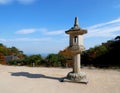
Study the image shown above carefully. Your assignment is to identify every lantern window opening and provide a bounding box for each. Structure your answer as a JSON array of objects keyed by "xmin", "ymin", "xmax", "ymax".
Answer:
[{"xmin": 74, "ymin": 36, "xmax": 78, "ymax": 44}]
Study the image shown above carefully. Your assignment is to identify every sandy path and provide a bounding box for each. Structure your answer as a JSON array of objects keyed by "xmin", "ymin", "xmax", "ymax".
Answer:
[{"xmin": 0, "ymin": 65, "xmax": 120, "ymax": 93}]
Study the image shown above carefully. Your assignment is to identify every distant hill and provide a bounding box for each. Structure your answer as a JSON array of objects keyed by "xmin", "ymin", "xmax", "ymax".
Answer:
[{"xmin": 81, "ymin": 36, "xmax": 120, "ymax": 68}]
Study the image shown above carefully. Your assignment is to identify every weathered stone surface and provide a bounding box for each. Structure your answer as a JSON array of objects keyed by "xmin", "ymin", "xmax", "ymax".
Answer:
[
  {"xmin": 67, "ymin": 72, "xmax": 88, "ymax": 83},
  {"xmin": 67, "ymin": 44, "xmax": 85, "ymax": 54}
]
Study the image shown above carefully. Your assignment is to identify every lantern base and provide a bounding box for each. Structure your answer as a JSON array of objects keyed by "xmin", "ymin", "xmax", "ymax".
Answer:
[{"xmin": 62, "ymin": 72, "xmax": 88, "ymax": 84}]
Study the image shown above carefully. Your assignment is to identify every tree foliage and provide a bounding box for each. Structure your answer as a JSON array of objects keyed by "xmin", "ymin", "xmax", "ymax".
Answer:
[
  {"xmin": 82, "ymin": 36, "xmax": 120, "ymax": 68},
  {"xmin": 0, "ymin": 43, "xmax": 24, "ymax": 56},
  {"xmin": 45, "ymin": 54, "xmax": 64, "ymax": 67},
  {"xmin": 0, "ymin": 43, "xmax": 26, "ymax": 65}
]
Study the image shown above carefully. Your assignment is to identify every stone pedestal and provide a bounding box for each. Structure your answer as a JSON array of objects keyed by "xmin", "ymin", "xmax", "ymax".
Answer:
[
  {"xmin": 66, "ymin": 72, "xmax": 87, "ymax": 83},
  {"xmin": 65, "ymin": 53, "xmax": 88, "ymax": 83}
]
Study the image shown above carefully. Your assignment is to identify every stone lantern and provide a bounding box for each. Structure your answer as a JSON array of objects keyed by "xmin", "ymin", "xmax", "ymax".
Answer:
[{"xmin": 64, "ymin": 17, "xmax": 88, "ymax": 83}]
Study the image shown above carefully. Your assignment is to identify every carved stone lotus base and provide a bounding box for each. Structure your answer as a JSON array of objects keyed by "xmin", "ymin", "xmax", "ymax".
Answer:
[{"xmin": 63, "ymin": 72, "xmax": 88, "ymax": 84}]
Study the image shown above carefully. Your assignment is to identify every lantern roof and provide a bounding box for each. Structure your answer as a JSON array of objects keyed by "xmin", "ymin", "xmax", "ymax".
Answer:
[{"xmin": 65, "ymin": 17, "xmax": 87, "ymax": 35}]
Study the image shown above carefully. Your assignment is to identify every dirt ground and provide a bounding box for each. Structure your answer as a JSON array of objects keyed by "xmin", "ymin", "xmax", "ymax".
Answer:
[{"xmin": 0, "ymin": 64, "xmax": 120, "ymax": 93}]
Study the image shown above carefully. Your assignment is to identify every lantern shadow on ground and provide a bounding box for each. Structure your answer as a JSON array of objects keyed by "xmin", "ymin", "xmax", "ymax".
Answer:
[{"xmin": 10, "ymin": 72, "xmax": 65, "ymax": 82}]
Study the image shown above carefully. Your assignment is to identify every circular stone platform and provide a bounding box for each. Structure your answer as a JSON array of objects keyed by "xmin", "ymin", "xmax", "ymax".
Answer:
[{"xmin": 66, "ymin": 72, "xmax": 88, "ymax": 83}]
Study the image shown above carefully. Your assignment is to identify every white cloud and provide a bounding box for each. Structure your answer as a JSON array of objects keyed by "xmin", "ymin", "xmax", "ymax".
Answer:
[
  {"xmin": 17, "ymin": 0, "xmax": 35, "ymax": 4},
  {"xmin": 37, "ymin": 28, "xmax": 65, "ymax": 36},
  {"xmin": 16, "ymin": 37, "xmax": 51, "ymax": 42},
  {"xmin": 15, "ymin": 28, "xmax": 65, "ymax": 35},
  {"xmin": 0, "ymin": 0, "xmax": 36, "ymax": 4},
  {"xmin": 86, "ymin": 18, "xmax": 120, "ymax": 38},
  {"xmin": 0, "ymin": 0, "xmax": 13, "ymax": 4},
  {"xmin": 15, "ymin": 37, "xmax": 51, "ymax": 42},
  {"xmin": 0, "ymin": 38, "xmax": 6, "ymax": 42},
  {"xmin": 16, "ymin": 29, "xmax": 36, "ymax": 34},
  {"xmin": 0, "ymin": 37, "xmax": 51, "ymax": 42},
  {"xmin": 45, "ymin": 30, "xmax": 64, "ymax": 35}
]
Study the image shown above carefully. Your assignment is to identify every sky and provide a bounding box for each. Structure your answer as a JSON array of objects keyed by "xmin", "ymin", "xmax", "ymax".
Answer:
[{"xmin": 0, "ymin": 0, "xmax": 120, "ymax": 55}]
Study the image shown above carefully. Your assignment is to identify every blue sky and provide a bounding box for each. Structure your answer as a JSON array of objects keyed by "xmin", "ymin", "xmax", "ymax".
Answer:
[{"xmin": 0, "ymin": 0, "xmax": 120, "ymax": 55}]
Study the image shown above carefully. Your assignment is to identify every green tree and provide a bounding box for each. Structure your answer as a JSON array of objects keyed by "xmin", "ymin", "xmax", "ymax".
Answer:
[
  {"xmin": 94, "ymin": 45, "xmax": 108, "ymax": 57},
  {"xmin": 0, "ymin": 43, "xmax": 8, "ymax": 55},
  {"xmin": 46, "ymin": 54, "xmax": 61, "ymax": 67},
  {"xmin": 58, "ymin": 54, "xmax": 67, "ymax": 67},
  {"xmin": 24, "ymin": 54, "xmax": 42, "ymax": 66},
  {"xmin": 9, "ymin": 47, "xmax": 19, "ymax": 55}
]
